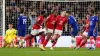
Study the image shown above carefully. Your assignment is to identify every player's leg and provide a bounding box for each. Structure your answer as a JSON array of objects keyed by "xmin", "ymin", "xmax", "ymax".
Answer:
[
  {"xmin": 25, "ymin": 29, "xmax": 39, "ymax": 47},
  {"xmin": 40, "ymin": 29, "xmax": 53, "ymax": 51},
  {"xmin": 43, "ymin": 29, "xmax": 53, "ymax": 47},
  {"xmin": 86, "ymin": 30, "xmax": 93, "ymax": 50},
  {"xmin": 50, "ymin": 30, "xmax": 61, "ymax": 50},
  {"xmin": 43, "ymin": 32, "xmax": 52, "ymax": 47},
  {"xmin": 17, "ymin": 29, "xmax": 26, "ymax": 48},
  {"xmin": 71, "ymin": 30, "xmax": 78, "ymax": 48},
  {"xmin": 39, "ymin": 32, "xmax": 45, "ymax": 46},
  {"xmin": 3, "ymin": 41, "xmax": 8, "ymax": 48},
  {"xmin": 76, "ymin": 31, "xmax": 88, "ymax": 48},
  {"xmin": 51, "ymin": 34, "xmax": 60, "ymax": 50},
  {"xmin": 76, "ymin": 35, "xmax": 85, "ymax": 48},
  {"xmin": 3, "ymin": 38, "xmax": 13, "ymax": 48},
  {"xmin": 92, "ymin": 30, "xmax": 98, "ymax": 50}
]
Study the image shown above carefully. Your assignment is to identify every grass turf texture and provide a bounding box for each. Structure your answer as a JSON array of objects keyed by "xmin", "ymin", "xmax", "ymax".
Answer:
[{"xmin": 0, "ymin": 48, "xmax": 100, "ymax": 56}]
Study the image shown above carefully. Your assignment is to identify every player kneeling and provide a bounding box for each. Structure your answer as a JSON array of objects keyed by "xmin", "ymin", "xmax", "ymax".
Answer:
[
  {"xmin": 3, "ymin": 23, "xmax": 17, "ymax": 48},
  {"xmin": 50, "ymin": 10, "xmax": 67, "ymax": 50}
]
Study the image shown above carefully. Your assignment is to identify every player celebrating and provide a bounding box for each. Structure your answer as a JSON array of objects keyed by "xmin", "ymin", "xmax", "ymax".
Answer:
[
  {"xmin": 40, "ymin": 10, "xmax": 58, "ymax": 51},
  {"xmin": 76, "ymin": 10, "xmax": 98, "ymax": 50},
  {"xmin": 25, "ymin": 11, "xmax": 46, "ymax": 47},
  {"xmin": 3, "ymin": 23, "xmax": 17, "ymax": 48},
  {"xmin": 66, "ymin": 11, "xmax": 78, "ymax": 48},
  {"xmin": 17, "ymin": 8, "xmax": 27, "ymax": 48},
  {"xmin": 50, "ymin": 10, "xmax": 67, "ymax": 50}
]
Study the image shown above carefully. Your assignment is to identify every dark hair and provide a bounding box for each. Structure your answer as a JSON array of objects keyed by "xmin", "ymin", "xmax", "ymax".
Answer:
[
  {"xmin": 51, "ymin": 9, "xmax": 57, "ymax": 14},
  {"xmin": 20, "ymin": 8, "xmax": 24, "ymax": 14},
  {"xmin": 8, "ymin": 23, "xmax": 13, "ymax": 25},
  {"xmin": 90, "ymin": 10, "xmax": 95, "ymax": 14},
  {"xmin": 66, "ymin": 11, "xmax": 71, "ymax": 14},
  {"xmin": 40, "ymin": 10, "xmax": 45, "ymax": 15}
]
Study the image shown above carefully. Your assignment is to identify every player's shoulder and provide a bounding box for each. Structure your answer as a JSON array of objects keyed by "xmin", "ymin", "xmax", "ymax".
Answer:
[
  {"xmin": 50, "ymin": 14, "xmax": 55, "ymax": 17},
  {"xmin": 94, "ymin": 15, "xmax": 98, "ymax": 18},
  {"xmin": 47, "ymin": 14, "xmax": 54, "ymax": 19},
  {"xmin": 20, "ymin": 14, "xmax": 27, "ymax": 18},
  {"xmin": 6, "ymin": 29, "xmax": 9, "ymax": 32},
  {"xmin": 68, "ymin": 15, "xmax": 73, "ymax": 19},
  {"xmin": 12, "ymin": 28, "xmax": 16, "ymax": 31},
  {"xmin": 56, "ymin": 15, "xmax": 61, "ymax": 18},
  {"xmin": 39, "ymin": 15, "xmax": 44, "ymax": 18},
  {"xmin": 93, "ymin": 15, "xmax": 98, "ymax": 20}
]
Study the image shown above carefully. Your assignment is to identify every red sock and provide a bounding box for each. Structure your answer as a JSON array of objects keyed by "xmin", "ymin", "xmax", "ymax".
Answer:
[
  {"xmin": 77, "ymin": 39, "xmax": 82, "ymax": 46},
  {"xmin": 43, "ymin": 39, "xmax": 48, "ymax": 47},
  {"xmin": 40, "ymin": 35, "xmax": 45, "ymax": 44},
  {"xmin": 25, "ymin": 35, "xmax": 30, "ymax": 41},
  {"xmin": 80, "ymin": 38, "xmax": 87, "ymax": 47},
  {"xmin": 52, "ymin": 41, "xmax": 57, "ymax": 47}
]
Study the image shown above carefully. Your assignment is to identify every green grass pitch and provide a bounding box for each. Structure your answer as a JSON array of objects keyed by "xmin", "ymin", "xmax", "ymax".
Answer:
[{"xmin": 0, "ymin": 47, "xmax": 100, "ymax": 56}]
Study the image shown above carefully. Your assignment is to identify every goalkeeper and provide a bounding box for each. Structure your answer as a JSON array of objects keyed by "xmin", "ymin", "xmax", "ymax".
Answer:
[{"xmin": 3, "ymin": 23, "xmax": 17, "ymax": 48}]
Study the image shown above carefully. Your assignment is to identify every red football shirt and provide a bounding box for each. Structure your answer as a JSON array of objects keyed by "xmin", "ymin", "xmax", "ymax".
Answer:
[
  {"xmin": 55, "ymin": 15, "xmax": 67, "ymax": 30},
  {"xmin": 32, "ymin": 15, "xmax": 44, "ymax": 29},
  {"xmin": 84, "ymin": 18, "xmax": 89, "ymax": 32},
  {"xmin": 46, "ymin": 14, "xmax": 57, "ymax": 29}
]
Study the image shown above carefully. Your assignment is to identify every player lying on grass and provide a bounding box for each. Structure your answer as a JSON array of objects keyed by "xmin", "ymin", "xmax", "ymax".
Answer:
[
  {"xmin": 3, "ymin": 23, "xmax": 17, "ymax": 48},
  {"xmin": 25, "ymin": 11, "xmax": 46, "ymax": 47},
  {"xmin": 40, "ymin": 10, "xmax": 58, "ymax": 51},
  {"xmin": 50, "ymin": 10, "xmax": 67, "ymax": 50},
  {"xmin": 75, "ymin": 10, "xmax": 98, "ymax": 50},
  {"xmin": 66, "ymin": 11, "xmax": 78, "ymax": 48}
]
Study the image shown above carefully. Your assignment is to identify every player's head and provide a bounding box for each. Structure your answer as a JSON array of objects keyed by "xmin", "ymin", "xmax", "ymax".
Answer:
[
  {"xmin": 20, "ymin": 8, "xmax": 25, "ymax": 14},
  {"xmin": 51, "ymin": 10, "xmax": 58, "ymax": 16},
  {"xmin": 88, "ymin": 10, "xmax": 95, "ymax": 16},
  {"xmin": 8, "ymin": 23, "xmax": 13, "ymax": 29},
  {"xmin": 66, "ymin": 11, "xmax": 71, "ymax": 16},
  {"xmin": 40, "ymin": 10, "xmax": 46, "ymax": 16},
  {"xmin": 61, "ymin": 10, "xmax": 66, "ymax": 17}
]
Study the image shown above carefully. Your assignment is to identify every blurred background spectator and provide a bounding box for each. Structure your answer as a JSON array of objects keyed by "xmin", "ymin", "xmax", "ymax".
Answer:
[{"xmin": 5, "ymin": 0, "xmax": 100, "ymax": 36}]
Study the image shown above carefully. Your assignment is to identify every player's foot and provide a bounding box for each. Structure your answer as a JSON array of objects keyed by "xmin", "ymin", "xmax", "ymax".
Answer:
[
  {"xmin": 87, "ymin": 47, "xmax": 92, "ymax": 50},
  {"xmin": 91, "ymin": 47, "xmax": 95, "ymax": 50},
  {"xmin": 75, "ymin": 46, "xmax": 80, "ymax": 50},
  {"xmin": 50, "ymin": 47, "xmax": 54, "ymax": 50},
  {"xmin": 39, "ymin": 44, "xmax": 46, "ymax": 51}
]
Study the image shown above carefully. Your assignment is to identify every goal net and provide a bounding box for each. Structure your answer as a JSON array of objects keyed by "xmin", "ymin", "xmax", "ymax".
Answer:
[
  {"xmin": 0, "ymin": 0, "xmax": 3, "ymax": 36},
  {"xmin": 5, "ymin": 0, "xmax": 100, "ymax": 36}
]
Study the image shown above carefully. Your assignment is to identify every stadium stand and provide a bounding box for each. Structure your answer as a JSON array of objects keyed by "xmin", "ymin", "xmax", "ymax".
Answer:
[{"xmin": 5, "ymin": 0, "xmax": 100, "ymax": 36}]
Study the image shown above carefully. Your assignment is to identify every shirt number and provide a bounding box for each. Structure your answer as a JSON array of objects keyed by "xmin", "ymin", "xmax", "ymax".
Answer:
[{"xmin": 23, "ymin": 19, "xmax": 26, "ymax": 24}]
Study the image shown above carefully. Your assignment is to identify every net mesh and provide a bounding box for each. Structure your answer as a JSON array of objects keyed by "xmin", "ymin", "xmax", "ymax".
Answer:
[
  {"xmin": 0, "ymin": 0, "xmax": 3, "ymax": 35},
  {"xmin": 5, "ymin": 0, "xmax": 100, "ymax": 36}
]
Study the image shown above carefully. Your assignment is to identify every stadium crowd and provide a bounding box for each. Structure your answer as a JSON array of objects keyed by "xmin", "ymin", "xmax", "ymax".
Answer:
[{"xmin": 5, "ymin": 0, "xmax": 100, "ymax": 35}]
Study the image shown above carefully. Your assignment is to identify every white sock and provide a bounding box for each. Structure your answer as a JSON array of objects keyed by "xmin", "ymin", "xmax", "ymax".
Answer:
[
  {"xmin": 92, "ymin": 40, "xmax": 96, "ymax": 48},
  {"xmin": 71, "ymin": 37, "xmax": 76, "ymax": 47},
  {"xmin": 22, "ymin": 39, "xmax": 25, "ymax": 47},
  {"xmin": 87, "ymin": 39, "xmax": 91, "ymax": 48}
]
